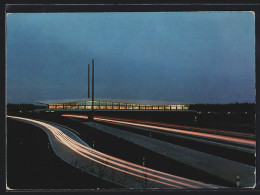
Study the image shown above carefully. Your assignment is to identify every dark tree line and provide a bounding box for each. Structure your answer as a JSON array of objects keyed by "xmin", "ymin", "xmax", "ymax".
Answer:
[
  {"xmin": 7, "ymin": 104, "xmax": 47, "ymax": 115},
  {"xmin": 189, "ymin": 103, "xmax": 255, "ymax": 113}
]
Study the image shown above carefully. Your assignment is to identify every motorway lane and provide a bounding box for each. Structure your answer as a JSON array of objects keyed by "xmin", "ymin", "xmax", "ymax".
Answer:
[
  {"xmin": 92, "ymin": 115, "xmax": 255, "ymax": 139},
  {"xmin": 61, "ymin": 114, "xmax": 255, "ymax": 167},
  {"xmin": 62, "ymin": 114, "xmax": 255, "ymax": 151},
  {"xmin": 94, "ymin": 117, "xmax": 255, "ymax": 147},
  {"xmin": 83, "ymin": 121, "xmax": 255, "ymax": 187},
  {"xmin": 7, "ymin": 115, "xmax": 218, "ymax": 189}
]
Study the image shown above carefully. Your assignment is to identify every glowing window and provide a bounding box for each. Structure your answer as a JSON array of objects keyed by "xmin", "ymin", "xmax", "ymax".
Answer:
[
  {"xmin": 107, "ymin": 102, "xmax": 112, "ymax": 106},
  {"xmin": 183, "ymin": 105, "xmax": 189, "ymax": 110},
  {"xmin": 140, "ymin": 105, "xmax": 146, "ymax": 109},
  {"xmin": 146, "ymin": 106, "xmax": 152, "ymax": 110},
  {"xmin": 93, "ymin": 101, "xmax": 100, "ymax": 106},
  {"xmin": 170, "ymin": 105, "xmax": 176, "ymax": 110},
  {"xmin": 78, "ymin": 101, "xmax": 84, "ymax": 106},
  {"xmin": 177, "ymin": 105, "xmax": 183, "ymax": 110},
  {"xmin": 100, "ymin": 102, "xmax": 107, "ymax": 106},
  {"xmin": 86, "ymin": 101, "xmax": 92, "ymax": 106},
  {"xmin": 133, "ymin": 105, "xmax": 139, "ymax": 109},
  {"xmin": 49, "ymin": 105, "xmax": 55, "ymax": 109},
  {"xmin": 165, "ymin": 106, "xmax": 170, "ymax": 110},
  {"xmin": 127, "ymin": 104, "xmax": 133, "ymax": 109}
]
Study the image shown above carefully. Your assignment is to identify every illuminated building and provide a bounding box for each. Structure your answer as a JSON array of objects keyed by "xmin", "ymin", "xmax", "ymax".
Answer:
[{"xmin": 37, "ymin": 98, "xmax": 190, "ymax": 111}]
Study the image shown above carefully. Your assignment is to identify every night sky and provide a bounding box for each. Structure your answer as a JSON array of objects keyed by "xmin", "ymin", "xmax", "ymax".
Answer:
[{"xmin": 6, "ymin": 12, "xmax": 255, "ymax": 104}]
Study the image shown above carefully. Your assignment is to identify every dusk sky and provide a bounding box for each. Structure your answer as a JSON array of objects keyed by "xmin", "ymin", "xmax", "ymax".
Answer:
[{"xmin": 6, "ymin": 12, "xmax": 255, "ymax": 104}]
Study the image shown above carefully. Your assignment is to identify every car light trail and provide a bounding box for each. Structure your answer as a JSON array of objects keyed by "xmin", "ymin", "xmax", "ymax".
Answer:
[
  {"xmin": 93, "ymin": 115, "xmax": 255, "ymax": 138},
  {"xmin": 62, "ymin": 114, "xmax": 89, "ymax": 119},
  {"xmin": 94, "ymin": 117, "xmax": 255, "ymax": 147},
  {"xmin": 8, "ymin": 115, "xmax": 217, "ymax": 189},
  {"xmin": 61, "ymin": 114, "xmax": 255, "ymax": 147}
]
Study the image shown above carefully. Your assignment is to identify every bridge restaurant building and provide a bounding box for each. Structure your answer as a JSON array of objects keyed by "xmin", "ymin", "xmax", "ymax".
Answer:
[{"xmin": 37, "ymin": 98, "xmax": 190, "ymax": 111}]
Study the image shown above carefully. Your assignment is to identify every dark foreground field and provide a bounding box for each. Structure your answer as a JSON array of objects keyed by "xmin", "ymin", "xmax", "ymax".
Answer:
[{"xmin": 7, "ymin": 118, "xmax": 120, "ymax": 190}]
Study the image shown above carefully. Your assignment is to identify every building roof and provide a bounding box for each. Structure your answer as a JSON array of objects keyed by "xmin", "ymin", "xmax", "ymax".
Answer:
[{"xmin": 37, "ymin": 98, "xmax": 191, "ymax": 106}]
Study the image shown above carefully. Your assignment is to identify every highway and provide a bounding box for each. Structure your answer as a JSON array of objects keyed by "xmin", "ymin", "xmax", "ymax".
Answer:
[
  {"xmin": 60, "ymin": 114, "xmax": 255, "ymax": 187},
  {"xmin": 7, "ymin": 115, "xmax": 218, "ymax": 189},
  {"xmin": 93, "ymin": 115, "xmax": 255, "ymax": 139},
  {"xmin": 62, "ymin": 114, "xmax": 255, "ymax": 153}
]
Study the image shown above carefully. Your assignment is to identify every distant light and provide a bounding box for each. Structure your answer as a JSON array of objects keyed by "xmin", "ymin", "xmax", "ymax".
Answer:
[
  {"xmin": 208, "ymin": 112, "xmax": 210, "ymax": 114},
  {"xmin": 227, "ymin": 112, "xmax": 230, "ymax": 114},
  {"xmin": 19, "ymin": 110, "xmax": 22, "ymax": 113},
  {"xmin": 50, "ymin": 111, "xmax": 55, "ymax": 112},
  {"xmin": 245, "ymin": 112, "xmax": 248, "ymax": 114}
]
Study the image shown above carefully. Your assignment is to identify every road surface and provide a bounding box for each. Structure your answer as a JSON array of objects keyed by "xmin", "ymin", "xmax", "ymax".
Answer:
[
  {"xmin": 7, "ymin": 115, "xmax": 218, "ymax": 189},
  {"xmin": 61, "ymin": 114, "xmax": 255, "ymax": 187}
]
